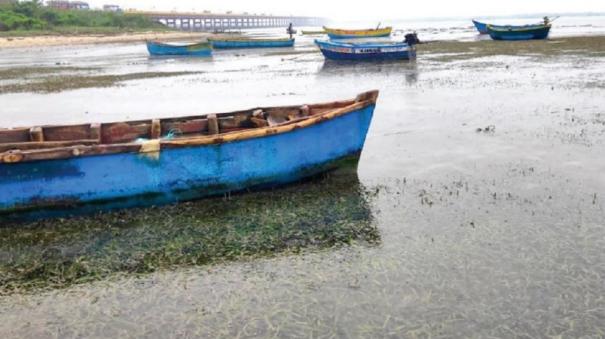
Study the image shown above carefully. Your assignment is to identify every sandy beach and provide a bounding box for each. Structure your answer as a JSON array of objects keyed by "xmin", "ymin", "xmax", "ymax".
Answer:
[{"xmin": 0, "ymin": 31, "xmax": 216, "ymax": 49}]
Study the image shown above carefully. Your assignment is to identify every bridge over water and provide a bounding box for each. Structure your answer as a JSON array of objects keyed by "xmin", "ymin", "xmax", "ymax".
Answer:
[{"xmin": 135, "ymin": 11, "xmax": 326, "ymax": 31}]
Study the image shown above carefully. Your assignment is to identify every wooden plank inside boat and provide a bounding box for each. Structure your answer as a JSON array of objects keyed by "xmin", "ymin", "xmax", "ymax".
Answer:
[
  {"xmin": 43, "ymin": 124, "xmax": 92, "ymax": 141},
  {"xmin": 0, "ymin": 140, "xmax": 100, "ymax": 153},
  {"xmin": 101, "ymin": 122, "xmax": 151, "ymax": 144},
  {"xmin": 0, "ymin": 128, "xmax": 30, "ymax": 143}
]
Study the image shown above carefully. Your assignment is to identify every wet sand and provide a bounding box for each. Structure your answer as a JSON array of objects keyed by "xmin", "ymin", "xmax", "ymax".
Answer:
[
  {"xmin": 0, "ymin": 34, "xmax": 604, "ymax": 337},
  {"xmin": 0, "ymin": 31, "xmax": 215, "ymax": 49}
]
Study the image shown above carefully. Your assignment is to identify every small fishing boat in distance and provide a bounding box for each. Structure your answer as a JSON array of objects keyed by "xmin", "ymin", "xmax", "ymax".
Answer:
[
  {"xmin": 208, "ymin": 38, "xmax": 295, "ymax": 49},
  {"xmin": 487, "ymin": 23, "xmax": 552, "ymax": 40},
  {"xmin": 0, "ymin": 91, "xmax": 378, "ymax": 221},
  {"xmin": 472, "ymin": 20, "xmax": 488, "ymax": 34},
  {"xmin": 315, "ymin": 39, "xmax": 416, "ymax": 61},
  {"xmin": 323, "ymin": 26, "xmax": 392, "ymax": 39},
  {"xmin": 301, "ymin": 30, "xmax": 326, "ymax": 35},
  {"xmin": 146, "ymin": 41, "xmax": 212, "ymax": 57}
]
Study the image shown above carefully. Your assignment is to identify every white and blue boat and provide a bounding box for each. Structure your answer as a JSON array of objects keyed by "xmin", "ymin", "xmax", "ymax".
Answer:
[
  {"xmin": 146, "ymin": 40, "xmax": 212, "ymax": 57},
  {"xmin": 0, "ymin": 91, "xmax": 378, "ymax": 221},
  {"xmin": 208, "ymin": 38, "xmax": 295, "ymax": 49},
  {"xmin": 315, "ymin": 39, "xmax": 416, "ymax": 61}
]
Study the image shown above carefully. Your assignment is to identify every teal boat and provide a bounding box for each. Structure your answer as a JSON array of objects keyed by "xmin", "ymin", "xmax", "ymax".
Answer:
[
  {"xmin": 146, "ymin": 41, "xmax": 212, "ymax": 57},
  {"xmin": 487, "ymin": 23, "xmax": 552, "ymax": 40}
]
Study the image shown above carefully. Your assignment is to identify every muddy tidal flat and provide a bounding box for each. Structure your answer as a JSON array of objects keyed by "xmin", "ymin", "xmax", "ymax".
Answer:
[{"xmin": 1, "ymin": 34, "xmax": 605, "ymax": 337}]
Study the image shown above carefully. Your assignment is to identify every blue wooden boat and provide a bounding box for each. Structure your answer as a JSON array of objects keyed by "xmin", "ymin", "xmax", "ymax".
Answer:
[
  {"xmin": 0, "ymin": 91, "xmax": 378, "ymax": 221},
  {"xmin": 146, "ymin": 41, "xmax": 212, "ymax": 57},
  {"xmin": 487, "ymin": 23, "xmax": 551, "ymax": 40},
  {"xmin": 208, "ymin": 38, "xmax": 295, "ymax": 49},
  {"xmin": 472, "ymin": 20, "xmax": 512, "ymax": 34},
  {"xmin": 472, "ymin": 20, "xmax": 488, "ymax": 34},
  {"xmin": 315, "ymin": 40, "xmax": 416, "ymax": 61}
]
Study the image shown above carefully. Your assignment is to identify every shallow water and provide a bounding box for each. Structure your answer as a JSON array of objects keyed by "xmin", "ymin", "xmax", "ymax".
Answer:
[
  {"xmin": 1, "ymin": 27, "xmax": 605, "ymax": 337},
  {"xmin": 392, "ymin": 15, "xmax": 605, "ymax": 41}
]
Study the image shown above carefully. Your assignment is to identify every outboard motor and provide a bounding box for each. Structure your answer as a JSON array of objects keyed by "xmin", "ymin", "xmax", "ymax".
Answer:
[{"xmin": 404, "ymin": 32, "xmax": 420, "ymax": 45}]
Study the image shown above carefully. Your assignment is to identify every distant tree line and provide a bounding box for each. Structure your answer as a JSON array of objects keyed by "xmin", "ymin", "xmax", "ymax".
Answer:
[{"xmin": 0, "ymin": 0, "xmax": 163, "ymax": 31}]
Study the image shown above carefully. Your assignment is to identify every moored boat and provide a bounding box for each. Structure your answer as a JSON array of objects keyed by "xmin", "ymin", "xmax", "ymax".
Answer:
[
  {"xmin": 301, "ymin": 30, "xmax": 326, "ymax": 35},
  {"xmin": 472, "ymin": 20, "xmax": 488, "ymax": 34},
  {"xmin": 0, "ymin": 91, "xmax": 378, "ymax": 220},
  {"xmin": 146, "ymin": 41, "xmax": 212, "ymax": 57},
  {"xmin": 208, "ymin": 38, "xmax": 295, "ymax": 49},
  {"xmin": 315, "ymin": 39, "xmax": 416, "ymax": 61},
  {"xmin": 323, "ymin": 26, "xmax": 392, "ymax": 39},
  {"xmin": 487, "ymin": 23, "xmax": 552, "ymax": 40}
]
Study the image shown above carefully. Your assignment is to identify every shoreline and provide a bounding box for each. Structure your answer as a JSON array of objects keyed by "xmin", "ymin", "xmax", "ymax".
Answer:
[
  {"xmin": 2, "ymin": 30, "xmax": 605, "ymax": 50},
  {"xmin": 0, "ymin": 35, "xmax": 603, "ymax": 96},
  {"xmin": 0, "ymin": 31, "xmax": 224, "ymax": 49}
]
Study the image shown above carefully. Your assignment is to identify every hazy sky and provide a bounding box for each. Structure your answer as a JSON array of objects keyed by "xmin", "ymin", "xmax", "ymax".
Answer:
[{"xmin": 83, "ymin": 0, "xmax": 605, "ymax": 19}]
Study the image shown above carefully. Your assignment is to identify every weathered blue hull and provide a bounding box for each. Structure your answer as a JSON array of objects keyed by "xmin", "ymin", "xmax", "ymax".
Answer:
[
  {"xmin": 315, "ymin": 40, "xmax": 416, "ymax": 61},
  {"xmin": 146, "ymin": 41, "xmax": 212, "ymax": 57},
  {"xmin": 0, "ymin": 105, "xmax": 375, "ymax": 221},
  {"xmin": 209, "ymin": 39, "xmax": 295, "ymax": 49},
  {"xmin": 487, "ymin": 25, "xmax": 551, "ymax": 40},
  {"xmin": 472, "ymin": 20, "xmax": 488, "ymax": 34}
]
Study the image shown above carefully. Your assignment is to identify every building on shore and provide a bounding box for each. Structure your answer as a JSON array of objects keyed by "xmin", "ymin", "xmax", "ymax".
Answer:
[
  {"xmin": 46, "ymin": 1, "xmax": 90, "ymax": 10},
  {"xmin": 70, "ymin": 1, "xmax": 90, "ymax": 10},
  {"xmin": 102, "ymin": 4, "xmax": 121, "ymax": 12}
]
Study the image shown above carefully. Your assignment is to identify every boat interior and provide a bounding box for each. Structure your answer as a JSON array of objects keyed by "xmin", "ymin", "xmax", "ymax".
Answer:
[
  {"xmin": 0, "ymin": 91, "xmax": 377, "ymax": 157},
  {"xmin": 148, "ymin": 41, "xmax": 210, "ymax": 47},
  {"xmin": 209, "ymin": 37, "xmax": 293, "ymax": 41}
]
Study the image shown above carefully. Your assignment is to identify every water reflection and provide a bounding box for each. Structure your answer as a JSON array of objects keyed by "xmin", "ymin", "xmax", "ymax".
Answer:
[
  {"xmin": 0, "ymin": 165, "xmax": 380, "ymax": 293},
  {"xmin": 146, "ymin": 55, "xmax": 216, "ymax": 63},
  {"xmin": 318, "ymin": 59, "xmax": 419, "ymax": 84}
]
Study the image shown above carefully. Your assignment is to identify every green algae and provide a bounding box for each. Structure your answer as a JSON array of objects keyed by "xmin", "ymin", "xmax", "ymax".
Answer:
[
  {"xmin": 0, "ymin": 66, "xmax": 96, "ymax": 80},
  {"xmin": 0, "ymin": 168, "xmax": 380, "ymax": 294},
  {"xmin": 420, "ymin": 35, "xmax": 605, "ymax": 62},
  {"xmin": 0, "ymin": 71, "xmax": 203, "ymax": 94}
]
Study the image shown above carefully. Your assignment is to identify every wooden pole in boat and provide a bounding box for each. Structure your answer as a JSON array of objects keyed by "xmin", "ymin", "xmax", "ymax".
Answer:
[
  {"xmin": 29, "ymin": 127, "xmax": 44, "ymax": 142},
  {"xmin": 90, "ymin": 123, "xmax": 101, "ymax": 142},
  {"xmin": 151, "ymin": 119, "xmax": 162, "ymax": 139},
  {"xmin": 207, "ymin": 114, "xmax": 219, "ymax": 135}
]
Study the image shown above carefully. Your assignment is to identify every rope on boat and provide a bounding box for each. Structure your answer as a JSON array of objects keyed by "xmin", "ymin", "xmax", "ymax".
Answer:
[{"xmin": 164, "ymin": 128, "xmax": 183, "ymax": 140}]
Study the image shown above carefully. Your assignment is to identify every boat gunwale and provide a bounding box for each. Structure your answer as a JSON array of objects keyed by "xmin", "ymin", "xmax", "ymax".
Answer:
[
  {"xmin": 0, "ymin": 91, "xmax": 379, "ymax": 164},
  {"xmin": 323, "ymin": 26, "xmax": 393, "ymax": 35},
  {"xmin": 208, "ymin": 37, "xmax": 295, "ymax": 43},
  {"xmin": 146, "ymin": 40, "xmax": 212, "ymax": 49},
  {"xmin": 486, "ymin": 23, "xmax": 551, "ymax": 33},
  {"xmin": 315, "ymin": 39, "xmax": 412, "ymax": 49},
  {"xmin": 301, "ymin": 30, "xmax": 326, "ymax": 35}
]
